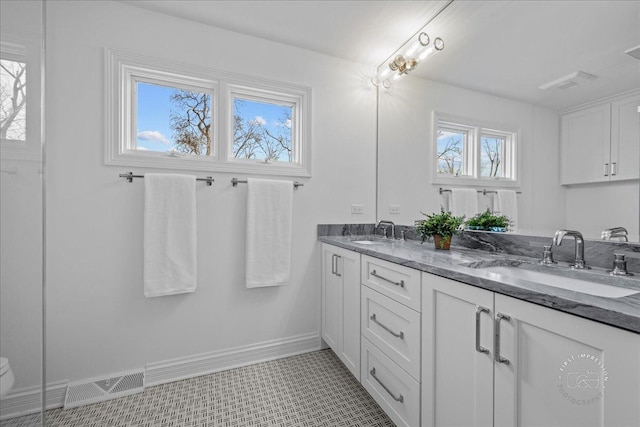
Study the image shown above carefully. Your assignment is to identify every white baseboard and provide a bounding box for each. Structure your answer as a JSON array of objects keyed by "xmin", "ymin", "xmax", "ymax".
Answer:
[
  {"xmin": 0, "ymin": 380, "xmax": 68, "ymax": 421},
  {"xmin": 0, "ymin": 332, "xmax": 321, "ymax": 421},
  {"xmin": 145, "ymin": 332, "xmax": 321, "ymax": 387}
]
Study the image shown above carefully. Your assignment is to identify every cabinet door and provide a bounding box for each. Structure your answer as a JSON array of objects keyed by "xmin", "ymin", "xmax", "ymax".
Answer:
[
  {"xmin": 321, "ymin": 244, "xmax": 340, "ymax": 351},
  {"xmin": 338, "ymin": 247, "xmax": 361, "ymax": 379},
  {"xmin": 494, "ymin": 293, "xmax": 640, "ymax": 427},
  {"xmin": 561, "ymin": 104, "xmax": 611, "ymax": 184},
  {"xmin": 422, "ymin": 273, "xmax": 494, "ymax": 427},
  {"xmin": 610, "ymin": 94, "xmax": 640, "ymax": 181}
]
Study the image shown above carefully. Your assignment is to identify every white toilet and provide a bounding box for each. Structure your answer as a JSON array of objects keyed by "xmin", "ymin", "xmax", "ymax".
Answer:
[{"xmin": 0, "ymin": 357, "xmax": 15, "ymax": 398}]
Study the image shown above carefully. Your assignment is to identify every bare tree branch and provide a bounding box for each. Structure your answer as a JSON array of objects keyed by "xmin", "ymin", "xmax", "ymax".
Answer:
[
  {"xmin": 170, "ymin": 91, "xmax": 211, "ymax": 155},
  {"xmin": 0, "ymin": 60, "xmax": 27, "ymax": 140}
]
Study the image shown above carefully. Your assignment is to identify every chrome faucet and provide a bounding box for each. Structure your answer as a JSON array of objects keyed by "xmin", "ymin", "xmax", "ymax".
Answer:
[
  {"xmin": 376, "ymin": 220, "xmax": 395, "ymax": 239},
  {"xmin": 552, "ymin": 229, "xmax": 589, "ymax": 269},
  {"xmin": 601, "ymin": 227, "xmax": 629, "ymax": 242}
]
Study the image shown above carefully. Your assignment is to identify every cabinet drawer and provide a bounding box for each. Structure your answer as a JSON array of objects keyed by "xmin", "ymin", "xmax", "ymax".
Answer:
[
  {"xmin": 362, "ymin": 286, "xmax": 421, "ymax": 380},
  {"xmin": 361, "ymin": 255, "xmax": 421, "ymax": 311},
  {"xmin": 361, "ymin": 337, "xmax": 420, "ymax": 427}
]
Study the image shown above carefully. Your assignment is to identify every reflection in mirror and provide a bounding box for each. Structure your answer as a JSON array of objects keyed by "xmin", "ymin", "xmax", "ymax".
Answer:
[
  {"xmin": 376, "ymin": 0, "xmax": 640, "ymax": 242},
  {"xmin": 0, "ymin": 0, "xmax": 45, "ymax": 424}
]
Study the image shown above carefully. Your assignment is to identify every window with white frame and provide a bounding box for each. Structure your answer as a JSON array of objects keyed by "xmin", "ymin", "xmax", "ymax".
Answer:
[
  {"xmin": 106, "ymin": 49, "xmax": 311, "ymax": 177},
  {"xmin": 434, "ymin": 112, "xmax": 519, "ymax": 186},
  {"xmin": 134, "ymin": 78, "xmax": 214, "ymax": 157},
  {"xmin": 229, "ymin": 86, "xmax": 298, "ymax": 164},
  {"xmin": 1, "ymin": 34, "xmax": 42, "ymax": 160},
  {"xmin": 1, "ymin": 57, "xmax": 27, "ymax": 142}
]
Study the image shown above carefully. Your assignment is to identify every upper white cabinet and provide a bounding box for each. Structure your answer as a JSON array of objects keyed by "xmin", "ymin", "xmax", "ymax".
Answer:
[
  {"xmin": 610, "ymin": 95, "xmax": 640, "ymax": 181},
  {"xmin": 321, "ymin": 243, "xmax": 361, "ymax": 379},
  {"xmin": 422, "ymin": 272, "xmax": 640, "ymax": 427},
  {"xmin": 561, "ymin": 91, "xmax": 640, "ymax": 185}
]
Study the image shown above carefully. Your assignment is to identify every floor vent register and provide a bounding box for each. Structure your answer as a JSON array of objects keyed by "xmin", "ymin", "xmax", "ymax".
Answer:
[{"xmin": 63, "ymin": 369, "xmax": 145, "ymax": 409}]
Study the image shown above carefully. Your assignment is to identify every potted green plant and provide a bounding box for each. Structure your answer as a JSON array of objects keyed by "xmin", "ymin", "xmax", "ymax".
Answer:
[
  {"xmin": 465, "ymin": 209, "xmax": 510, "ymax": 232},
  {"xmin": 416, "ymin": 208, "xmax": 465, "ymax": 250}
]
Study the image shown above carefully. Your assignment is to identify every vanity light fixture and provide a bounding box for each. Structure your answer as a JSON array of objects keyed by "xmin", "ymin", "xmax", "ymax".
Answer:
[{"xmin": 371, "ymin": 32, "xmax": 445, "ymax": 88}]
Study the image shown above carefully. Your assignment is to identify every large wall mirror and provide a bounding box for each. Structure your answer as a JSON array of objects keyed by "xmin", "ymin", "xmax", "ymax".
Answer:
[{"xmin": 377, "ymin": 0, "xmax": 640, "ymax": 242}]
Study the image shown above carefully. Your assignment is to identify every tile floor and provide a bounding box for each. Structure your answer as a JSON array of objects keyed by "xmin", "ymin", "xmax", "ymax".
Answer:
[{"xmin": 0, "ymin": 349, "xmax": 395, "ymax": 426}]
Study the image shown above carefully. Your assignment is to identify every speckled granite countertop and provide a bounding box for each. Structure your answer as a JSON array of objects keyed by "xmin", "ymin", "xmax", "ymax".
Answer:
[{"xmin": 319, "ymin": 235, "xmax": 640, "ymax": 334}]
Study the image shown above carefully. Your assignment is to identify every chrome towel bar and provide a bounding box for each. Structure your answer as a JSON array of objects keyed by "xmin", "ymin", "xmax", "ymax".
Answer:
[
  {"xmin": 231, "ymin": 177, "xmax": 303, "ymax": 188},
  {"xmin": 119, "ymin": 172, "xmax": 214, "ymax": 186},
  {"xmin": 439, "ymin": 187, "xmax": 522, "ymax": 195}
]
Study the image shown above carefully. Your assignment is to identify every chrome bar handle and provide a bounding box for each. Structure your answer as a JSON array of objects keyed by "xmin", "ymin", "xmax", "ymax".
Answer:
[
  {"xmin": 370, "ymin": 314, "xmax": 404, "ymax": 339},
  {"xmin": 604, "ymin": 163, "xmax": 609, "ymax": 177},
  {"xmin": 370, "ymin": 368, "xmax": 404, "ymax": 403},
  {"xmin": 335, "ymin": 255, "xmax": 342, "ymax": 277},
  {"xmin": 495, "ymin": 313, "xmax": 511, "ymax": 365},
  {"xmin": 331, "ymin": 254, "xmax": 337, "ymax": 275},
  {"xmin": 370, "ymin": 270, "xmax": 404, "ymax": 288},
  {"xmin": 611, "ymin": 162, "xmax": 617, "ymax": 176},
  {"xmin": 475, "ymin": 306, "xmax": 490, "ymax": 354}
]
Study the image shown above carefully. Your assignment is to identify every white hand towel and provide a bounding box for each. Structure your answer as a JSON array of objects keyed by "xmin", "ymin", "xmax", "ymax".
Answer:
[
  {"xmin": 245, "ymin": 178, "xmax": 293, "ymax": 288},
  {"xmin": 144, "ymin": 173, "xmax": 197, "ymax": 297},
  {"xmin": 449, "ymin": 188, "xmax": 478, "ymax": 219},
  {"xmin": 495, "ymin": 190, "xmax": 518, "ymax": 232}
]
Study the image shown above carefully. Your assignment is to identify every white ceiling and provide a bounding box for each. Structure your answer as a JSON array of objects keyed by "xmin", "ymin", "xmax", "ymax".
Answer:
[{"xmin": 120, "ymin": 0, "xmax": 640, "ymax": 110}]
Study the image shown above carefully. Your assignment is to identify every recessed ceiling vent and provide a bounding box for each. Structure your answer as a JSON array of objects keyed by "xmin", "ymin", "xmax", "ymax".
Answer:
[
  {"xmin": 64, "ymin": 369, "xmax": 145, "ymax": 409},
  {"xmin": 625, "ymin": 45, "xmax": 640, "ymax": 60},
  {"xmin": 539, "ymin": 71, "xmax": 598, "ymax": 90}
]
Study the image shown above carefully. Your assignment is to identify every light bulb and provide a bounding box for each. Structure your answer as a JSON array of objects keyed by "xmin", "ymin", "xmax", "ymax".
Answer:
[
  {"xmin": 404, "ymin": 40, "xmax": 421, "ymax": 57},
  {"xmin": 418, "ymin": 46, "xmax": 435, "ymax": 61}
]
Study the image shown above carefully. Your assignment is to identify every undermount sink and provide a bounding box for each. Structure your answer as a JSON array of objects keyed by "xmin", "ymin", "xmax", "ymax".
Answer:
[
  {"xmin": 478, "ymin": 265, "xmax": 639, "ymax": 298},
  {"xmin": 351, "ymin": 239, "xmax": 394, "ymax": 245}
]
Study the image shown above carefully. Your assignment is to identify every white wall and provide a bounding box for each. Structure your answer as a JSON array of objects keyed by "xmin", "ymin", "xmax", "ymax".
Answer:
[
  {"xmin": 566, "ymin": 181, "xmax": 639, "ymax": 241},
  {"xmin": 377, "ymin": 76, "xmax": 566, "ymax": 236},
  {"xmin": 45, "ymin": 0, "xmax": 376, "ymax": 385}
]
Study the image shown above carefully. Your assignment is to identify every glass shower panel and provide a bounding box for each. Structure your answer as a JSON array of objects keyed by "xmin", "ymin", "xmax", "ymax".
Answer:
[{"xmin": 0, "ymin": 0, "xmax": 45, "ymax": 425}]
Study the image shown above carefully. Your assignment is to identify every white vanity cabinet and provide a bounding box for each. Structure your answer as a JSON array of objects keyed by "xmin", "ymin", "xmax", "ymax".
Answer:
[
  {"xmin": 422, "ymin": 272, "xmax": 640, "ymax": 427},
  {"xmin": 360, "ymin": 255, "xmax": 422, "ymax": 427},
  {"xmin": 561, "ymin": 91, "xmax": 640, "ymax": 185},
  {"xmin": 321, "ymin": 243, "xmax": 361, "ymax": 379}
]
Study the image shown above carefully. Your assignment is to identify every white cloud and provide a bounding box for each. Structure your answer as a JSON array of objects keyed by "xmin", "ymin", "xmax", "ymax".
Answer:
[
  {"xmin": 251, "ymin": 116, "xmax": 267, "ymax": 126},
  {"xmin": 137, "ymin": 130, "xmax": 170, "ymax": 145}
]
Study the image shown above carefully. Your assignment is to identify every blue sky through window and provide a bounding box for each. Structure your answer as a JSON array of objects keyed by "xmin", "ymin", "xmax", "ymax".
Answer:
[
  {"xmin": 136, "ymin": 83, "xmax": 177, "ymax": 152},
  {"xmin": 437, "ymin": 130, "xmax": 464, "ymax": 175}
]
